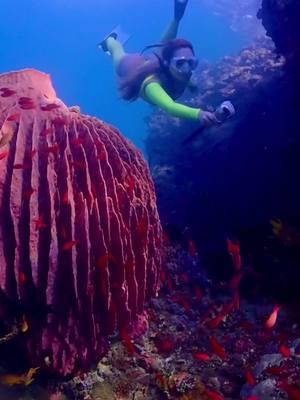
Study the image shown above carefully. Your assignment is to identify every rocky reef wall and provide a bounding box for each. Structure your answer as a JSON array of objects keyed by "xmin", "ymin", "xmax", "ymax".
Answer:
[{"xmin": 146, "ymin": 0, "xmax": 300, "ymax": 304}]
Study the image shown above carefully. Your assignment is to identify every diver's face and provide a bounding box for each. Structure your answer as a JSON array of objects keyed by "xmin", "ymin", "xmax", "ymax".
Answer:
[{"xmin": 168, "ymin": 47, "xmax": 198, "ymax": 82}]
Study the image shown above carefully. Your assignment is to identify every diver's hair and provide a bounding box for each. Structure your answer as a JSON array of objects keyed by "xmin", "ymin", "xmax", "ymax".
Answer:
[{"xmin": 119, "ymin": 38, "xmax": 195, "ymax": 101}]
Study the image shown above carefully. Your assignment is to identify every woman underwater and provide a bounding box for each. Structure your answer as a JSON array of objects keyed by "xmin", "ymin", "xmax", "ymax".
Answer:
[{"xmin": 99, "ymin": 0, "xmax": 227, "ymax": 127}]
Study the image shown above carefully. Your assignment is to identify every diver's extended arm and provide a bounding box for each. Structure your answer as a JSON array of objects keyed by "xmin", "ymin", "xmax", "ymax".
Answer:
[
  {"xmin": 160, "ymin": 0, "xmax": 189, "ymax": 42},
  {"xmin": 144, "ymin": 81, "xmax": 201, "ymax": 120}
]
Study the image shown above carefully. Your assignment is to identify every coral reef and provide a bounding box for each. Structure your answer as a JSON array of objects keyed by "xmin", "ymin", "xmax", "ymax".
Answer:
[
  {"xmin": 0, "ymin": 69, "xmax": 162, "ymax": 376},
  {"xmin": 30, "ymin": 244, "xmax": 300, "ymax": 399}
]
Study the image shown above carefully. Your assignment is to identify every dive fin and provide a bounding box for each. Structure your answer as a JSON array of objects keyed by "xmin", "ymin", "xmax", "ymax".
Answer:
[
  {"xmin": 174, "ymin": 0, "xmax": 189, "ymax": 21},
  {"xmin": 98, "ymin": 25, "xmax": 130, "ymax": 54}
]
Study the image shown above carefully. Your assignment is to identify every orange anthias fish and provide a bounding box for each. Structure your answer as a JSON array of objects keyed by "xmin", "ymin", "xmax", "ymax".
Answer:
[
  {"xmin": 120, "ymin": 329, "xmax": 136, "ymax": 356},
  {"xmin": 265, "ymin": 305, "xmax": 281, "ymax": 329},
  {"xmin": 0, "ymin": 367, "xmax": 39, "ymax": 386},
  {"xmin": 40, "ymin": 103, "xmax": 61, "ymax": 111},
  {"xmin": 96, "ymin": 253, "xmax": 116, "ymax": 269},
  {"xmin": 33, "ymin": 215, "xmax": 47, "ymax": 230},
  {"xmin": 192, "ymin": 352, "xmax": 211, "ymax": 361},
  {"xmin": 279, "ymin": 343, "xmax": 291, "ymax": 358},
  {"xmin": 204, "ymin": 388, "xmax": 224, "ymax": 400},
  {"xmin": 279, "ymin": 381, "xmax": 300, "ymax": 400},
  {"xmin": 18, "ymin": 97, "xmax": 36, "ymax": 110},
  {"xmin": 23, "ymin": 188, "xmax": 35, "ymax": 199},
  {"xmin": 158, "ymin": 338, "xmax": 175, "ymax": 353},
  {"xmin": 7, "ymin": 113, "xmax": 20, "ymax": 122},
  {"xmin": 46, "ymin": 144, "xmax": 59, "ymax": 154},
  {"xmin": 205, "ymin": 302, "xmax": 233, "ymax": 329},
  {"xmin": 226, "ymin": 238, "xmax": 242, "ymax": 271},
  {"xmin": 0, "ymin": 88, "xmax": 16, "ymax": 97},
  {"xmin": 62, "ymin": 240, "xmax": 78, "ymax": 250},
  {"xmin": 0, "ymin": 150, "xmax": 9, "ymax": 160},
  {"xmin": 245, "ymin": 368, "xmax": 256, "ymax": 386},
  {"xmin": 209, "ymin": 336, "xmax": 226, "ymax": 360}
]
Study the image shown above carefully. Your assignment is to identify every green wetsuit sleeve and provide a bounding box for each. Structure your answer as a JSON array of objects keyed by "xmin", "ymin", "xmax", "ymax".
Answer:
[{"xmin": 144, "ymin": 82, "xmax": 202, "ymax": 120}]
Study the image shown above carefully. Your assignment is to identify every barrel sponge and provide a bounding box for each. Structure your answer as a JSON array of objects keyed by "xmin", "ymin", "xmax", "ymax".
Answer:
[{"xmin": 0, "ymin": 69, "xmax": 162, "ymax": 375}]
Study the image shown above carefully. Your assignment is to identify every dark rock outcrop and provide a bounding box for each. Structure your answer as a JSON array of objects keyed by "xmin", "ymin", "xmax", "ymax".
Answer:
[{"xmin": 146, "ymin": 24, "xmax": 300, "ymax": 305}]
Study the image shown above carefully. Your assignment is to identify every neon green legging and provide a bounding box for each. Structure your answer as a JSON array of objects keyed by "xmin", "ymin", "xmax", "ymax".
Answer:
[
  {"xmin": 106, "ymin": 19, "xmax": 202, "ymax": 121},
  {"xmin": 106, "ymin": 18, "xmax": 180, "ymax": 69}
]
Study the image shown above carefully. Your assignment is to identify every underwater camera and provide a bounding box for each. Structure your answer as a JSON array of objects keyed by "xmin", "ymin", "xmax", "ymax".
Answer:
[{"xmin": 181, "ymin": 100, "xmax": 235, "ymax": 146}]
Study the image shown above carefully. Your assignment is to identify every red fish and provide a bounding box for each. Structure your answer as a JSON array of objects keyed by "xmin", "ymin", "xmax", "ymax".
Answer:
[
  {"xmin": 229, "ymin": 271, "xmax": 244, "ymax": 290},
  {"xmin": 0, "ymin": 151, "xmax": 9, "ymax": 160},
  {"xmin": 34, "ymin": 216, "xmax": 46, "ymax": 230},
  {"xmin": 279, "ymin": 344, "xmax": 291, "ymax": 358},
  {"xmin": 46, "ymin": 144, "xmax": 59, "ymax": 154},
  {"xmin": 96, "ymin": 253, "xmax": 116, "ymax": 269},
  {"xmin": 205, "ymin": 313, "xmax": 226, "ymax": 329},
  {"xmin": 279, "ymin": 382, "xmax": 300, "ymax": 400},
  {"xmin": 72, "ymin": 160, "xmax": 85, "ymax": 169},
  {"xmin": 18, "ymin": 97, "xmax": 36, "ymax": 109},
  {"xmin": 126, "ymin": 174, "xmax": 135, "ymax": 193},
  {"xmin": 245, "ymin": 369, "xmax": 256, "ymax": 386},
  {"xmin": 62, "ymin": 192, "xmax": 69, "ymax": 204},
  {"xmin": 7, "ymin": 113, "xmax": 20, "ymax": 121},
  {"xmin": 209, "ymin": 336, "xmax": 226, "ymax": 360},
  {"xmin": 265, "ymin": 305, "xmax": 281, "ymax": 329},
  {"xmin": 62, "ymin": 240, "xmax": 78, "ymax": 250},
  {"xmin": 157, "ymin": 338, "xmax": 175, "ymax": 353},
  {"xmin": 19, "ymin": 272, "xmax": 27, "ymax": 284},
  {"xmin": 40, "ymin": 103, "xmax": 60, "ymax": 111},
  {"xmin": 232, "ymin": 289, "xmax": 240, "ymax": 310},
  {"xmin": 204, "ymin": 388, "xmax": 224, "ymax": 400},
  {"xmin": 29, "ymin": 149, "xmax": 37, "ymax": 159},
  {"xmin": 23, "ymin": 188, "xmax": 35, "ymax": 199},
  {"xmin": 41, "ymin": 127, "xmax": 54, "ymax": 137},
  {"xmin": 120, "ymin": 329, "xmax": 136, "ymax": 356},
  {"xmin": 227, "ymin": 238, "xmax": 242, "ymax": 271},
  {"xmin": 97, "ymin": 150, "xmax": 106, "ymax": 161},
  {"xmin": 1, "ymin": 88, "xmax": 16, "ymax": 97},
  {"xmin": 192, "ymin": 352, "xmax": 211, "ymax": 361},
  {"xmin": 205, "ymin": 302, "xmax": 233, "ymax": 329},
  {"xmin": 13, "ymin": 163, "xmax": 28, "ymax": 169},
  {"xmin": 155, "ymin": 372, "xmax": 166, "ymax": 387},
  {"xmin": 70, "ymin": 137, "xmax": 84, "ymax": 146},
  {"xmin": 177, "ymin": 294, "xmax": 190, "ymax": 312},
  {"xmin": 265, "ymin": 365, "xmax": 288, "ymax": 376}
]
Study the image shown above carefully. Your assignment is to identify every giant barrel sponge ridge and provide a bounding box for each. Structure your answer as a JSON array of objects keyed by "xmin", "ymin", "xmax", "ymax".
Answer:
[{"xmin": 0, "ymin": 69, "xmax": 162, "ymax": 376}]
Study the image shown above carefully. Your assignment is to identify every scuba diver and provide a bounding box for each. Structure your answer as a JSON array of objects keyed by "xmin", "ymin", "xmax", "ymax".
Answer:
[{"xmin": 98, "ymin": 0, "xmax": 234, "ymax": 128}]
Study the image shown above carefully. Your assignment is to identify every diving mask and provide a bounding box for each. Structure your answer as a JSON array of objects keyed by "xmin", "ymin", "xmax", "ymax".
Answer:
[{"xmin": 169, "ymin": 56, "xmax": 199, "ymax": 72}]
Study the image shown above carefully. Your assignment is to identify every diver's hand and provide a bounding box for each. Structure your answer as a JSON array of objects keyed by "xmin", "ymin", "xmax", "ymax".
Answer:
[
  {"xmin": 174, "ymin": 0, "xmax": 189, "ymax": 21},
  {"xmin": 199, "ymin": 111, "xmax": 220, "ymax": 127}
]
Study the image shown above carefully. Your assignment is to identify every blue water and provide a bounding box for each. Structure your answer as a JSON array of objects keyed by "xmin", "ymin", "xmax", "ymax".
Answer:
[{"xmin": 0, "ymin": 0, "xmax": 254, "ymax": 153}]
